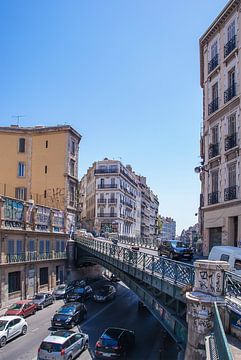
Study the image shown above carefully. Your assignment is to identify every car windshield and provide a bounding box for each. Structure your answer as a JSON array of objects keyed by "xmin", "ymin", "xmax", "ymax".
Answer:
[
  {"xmin": 34, "ymin": 294, "xmax": 44, "ymax": 299},
  {"xmin": 57, "ymin": 306, "xmax": 75, "ymax": 315},
  {"xmin": 40, "ymin": 342, "xmax": 62, "ymax": 352},
  {"xmin": 8, "ymin": 303, "xmax": 23, "ymax": 310},
  {"xmin": 171, "ymin": 241, "xmax": 186, "ymax": 248},
  {"xmin": 0, "ymin": 320, "xmax": 7, "ymax": 331},
  {"xmin": 55, "ymin": 285, "xmax": 65, "ymax": 291},
  {"xmin": 101, "ymin": 336, "xmax": 118, "ymax": 347},
  {"xmin": 73, "ymin": 288, "xmax": 84, "ymax": 294}
]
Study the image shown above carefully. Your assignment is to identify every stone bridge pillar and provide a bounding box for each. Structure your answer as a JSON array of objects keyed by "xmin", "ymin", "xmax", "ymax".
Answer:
[
  {"xmin": 66, "ymin": 239, "xmax": 76, "ymax": 282},
  {"xmin": 185, "ymin": 260, "xmax": 230, "ymax": 360}
]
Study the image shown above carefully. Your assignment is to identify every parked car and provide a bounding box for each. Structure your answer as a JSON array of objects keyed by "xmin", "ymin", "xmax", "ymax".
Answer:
[
  {"xmin": 95, "ymin": 327, "xmax": 135, "ymax": 358},
  {"xmin": 38, "ymin": 329, "xmax": 89, "ymax": 360},
  {"xmin": 208, "ymin": 246, "xmax": 241, "ymax": 275},
  {"xmin": 0, "ymin": 316, "xmax": 28, "ymax": 347},
  {"xmin": 5, "ymin": 300, "xmax": 36, "ymax": 318},
  {"xmin": 158, "ymin": 240, "xmax": 193, "ymax": 261},
  {"xmin": 52, "ymin": 284, "xmax": 74, "ymax": 300},
  {"xmin": 32, "ymin": 293, "xmax": 54, "ymax": 310},
  {"xmin": 65, "ymin": 286, "xmax": 93, "ymax": 303},
  {"xmin": 67, "ymin": 279, "xmax": 86, "ymax": 289},
  {"xmin": 93, "ymin": 285, "xmax": 116, "ymax": 303},
  {"xmin": 51, "ymin": 302, "xmax": 87, "ymax": 329}
]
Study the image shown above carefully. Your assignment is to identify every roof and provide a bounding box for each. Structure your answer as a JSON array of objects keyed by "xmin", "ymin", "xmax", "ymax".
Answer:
[
  {"xmin": 103, "ymin": 328, "xmax": 131, "ymax": 339},
  {"xmin": 43, "ymin": 330, "xmax": 75, "ymax": 344},
  {"xmin": 13, "ymin": 300, "xmax": 33, "ymax": 304},
  {"xmin": 0, "ymin": 315, "xmax": 23, "ymax": 321},
  {"xmin": 210, "ymin": 246, "xmax": 241, "ymax": 254}
]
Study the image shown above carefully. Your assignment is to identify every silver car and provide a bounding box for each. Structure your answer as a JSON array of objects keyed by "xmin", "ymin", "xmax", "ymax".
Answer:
[{"xmin": 38, "ymin": 330, "xmax": 89, "ymax": 360}]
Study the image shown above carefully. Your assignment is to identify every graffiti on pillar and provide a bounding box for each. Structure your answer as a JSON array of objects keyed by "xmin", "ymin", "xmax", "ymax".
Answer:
[
  {"xmin": 189, "ymin": 301, "xmax": 213, "ymax": 333},
  {"xmin": 216, "ymin": 272, "xmax": 222, "ymax": 293}
]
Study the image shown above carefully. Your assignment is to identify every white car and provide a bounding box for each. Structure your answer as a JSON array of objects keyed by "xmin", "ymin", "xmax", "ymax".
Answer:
[{"xmin": 0, "ymin": 315, "xmax": 28, "ymax": 347}]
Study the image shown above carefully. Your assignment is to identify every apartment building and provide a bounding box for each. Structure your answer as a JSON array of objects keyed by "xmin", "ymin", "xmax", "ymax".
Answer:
[
  {"xmin": 0, "ymin": 125, "xmax": 81, "ymax": 223},
  {"xmin": 79, "ymin": 159, "xmax": 159, "ymax": 237},
  {"xmin": 0, "ymin": 195, "xmax": 69, "ymax": 308},
  {"xmin": 159, "ymin": 217, "xmax": 176, "ymax": 241},
  {"xmin": 199, "ymin": 0, "xmax": 241, "ymax": 255}
]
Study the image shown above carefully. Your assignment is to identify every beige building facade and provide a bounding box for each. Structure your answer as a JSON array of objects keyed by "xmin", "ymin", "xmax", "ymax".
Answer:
[
  {"xmin": 0, "ymin": 196, "xmax": 68, "ymax": 308},
  {"xmin": 199, "ymin": 0, "xmax": 241, "ymax": 255},
  {"xmin": 79, "ymin": 159, "xmax": 159, "ymax": 238}
]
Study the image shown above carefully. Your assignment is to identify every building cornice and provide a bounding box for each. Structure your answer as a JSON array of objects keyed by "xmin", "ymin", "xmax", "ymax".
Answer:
[{"xmin": 200, "ymin": 0, "xmax": 240, "ymax": 87}]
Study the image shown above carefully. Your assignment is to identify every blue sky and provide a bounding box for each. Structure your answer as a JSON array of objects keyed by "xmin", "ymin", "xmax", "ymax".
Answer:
[{"xmin": 0, "ymin": 0, "xmax": 228, "ymax": 234}]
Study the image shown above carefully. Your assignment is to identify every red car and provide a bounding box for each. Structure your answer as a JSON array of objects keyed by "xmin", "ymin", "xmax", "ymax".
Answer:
[{"xmin": 5, "ymin": 300, "xmax": 37, "ymax": 317}]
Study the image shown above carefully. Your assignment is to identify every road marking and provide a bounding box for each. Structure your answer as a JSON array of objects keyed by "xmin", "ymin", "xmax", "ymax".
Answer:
[{"xmin": 31, "ymin": 327, "xmax": 39, "ymax": 332}]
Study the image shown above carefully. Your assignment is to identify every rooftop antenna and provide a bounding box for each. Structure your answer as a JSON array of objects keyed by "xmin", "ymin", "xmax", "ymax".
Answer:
[{"xmin": 12, "ymin": 115, "xmax": 24, "ymax": 126}]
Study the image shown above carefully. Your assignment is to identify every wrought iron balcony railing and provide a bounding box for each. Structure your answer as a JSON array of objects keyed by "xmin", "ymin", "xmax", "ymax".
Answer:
[
  {"xmin": 97, "ymin": 213, "xmax": 117, "ymax": 218},
  {"xmin": 120, "ymin": 199, "xmax": 133, "ymax": 208},
  {"xmin": 224, "ymin": 35, "xmax": 236, "ymax": 58},
  {"xmin": 224, "ymin": 83, "xmax": 236, "ymax": 103},
  {"xmin": 208, "ymin": 98, "xmax": 219, "ymax": 115},
  {"xmin": 95, "ymin": 168, "xmax": 119, "ymax": 174},
  {"xmin": 208, "ymin": 143, "xmax": 219, "ymax": 159},
  {"xmin": 225, "ymin": 133, "xmax": 237, "ymax": 151},
  {"xmin": 97, "ymin": 199, "xmax": 107, "ymax": 204},
  {"xmin": 4, "ymin": 251, "xmax": 66, "ymax": 264},
  {"xmin": 98, "ymin": 184, "xmax": 117, "ymax": 189},
  {"xmin": 208, "ymin": 54, "xmax": 219, "ymax": 74},
  {"xmin": 108, "ymin": 198, "xmax": 117, "ymax": 204},
  {"xmin": 224, "ymin": 186, "xmax": 237, "ymax": 201},
  {"xmin": 208, "ymin": 191, "xmax": 219, "ymax": 205}
]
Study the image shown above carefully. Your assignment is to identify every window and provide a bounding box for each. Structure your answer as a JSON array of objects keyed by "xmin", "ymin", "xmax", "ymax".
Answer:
[
  {"xmin": 110, "ymin": 207, "xmax": 115, "ymax": 215},
  {"xmin": 8, "ymin": 271, "xmax": 21, "ymax": 293},
  {"xmin": 39, "ymin": 240, "xmax": 44, "ymax": 254},
  {"xmin": 71, "ymin": 140, "xmax": 75, "ymax": 155},
  {"xmin": 70, "ymin": 160, "xmax": 75, "ymax": 177},
  {"xmin": 212, "ymin": 82, "xmax": 218, "ymax": 101},
  {"xmin": 100, "ymin": 178, "xmax": 104, "ymax": 187},
  {"xmin": 39, "ymin": 267, "xmax": 48, "ymax": 286},
  {"xmin": 45, "ymin": 140, "xmax": 48, "ymax": 148},
  {"xmin": 55, "ymin": 240, "xmax": 60, "ymax": 252},
  {"xmin": 60, "ymin": 241, "xmax": 65, "ymax": 252},
  {"xmin": 44, "ymin": 190, "xmax": 47, "ymax": 198},
  {"xmin": 46, "ymin": 240, "xmax": 50, "ymax": 254},
  {"xmin": 228, "ymin": 68, "xmax": 235, "ymax": 88},
  {"xmin": 7, "ymin": 240, "xmax": 14, "ymax": 255},
  {"xmin": 211, "ymin": 41, "xmax": 218, "ymax": 59},
  {"xmin": 211, "ymin": 170, "xmax": 219, "ymax": 193},
  {"xmin": 18, "ymin": 162, "xmax": 25, "ymax": 177},
  {"xmin": 69, "ymin": 184, "xmax": 75, "ymax": 206},
  {"xmin": 228, "ymin": 114, "xmax": 236, "ymax": 135},
  {"xmin": 28, "ymin": 240, "xmax": 35, "ymax": 252},
  {"xmin": 19, "ymin": 138, "xmax": 25, "ymax": 153},
  {"xmin": 234, "ymin": 259, "xmax": 241, "ymax": 270},
  {"xmin": 211, "ymin": 126, "xmax": 219, "ymax": 144},
  {"xmin": 45, "ymin": 166, "xmax": 48, "ymax": 174},
  {"xmin": 228, "ymin": 20, "xmax": 235, "ymax": 42},
  {"xmin": 228, "ymin": 163, "xmax": 236, "ymax": 187},
  {"xmin": 15, "ymin": 187, "xmax": 27, "ymax": 200},
  {"xmin": 220, "ymin": 254, "xmax": 230, "ymax": 262},
  {"xmin": 16, "ymin": 240, "xmax": 22, "ymax": 255}
]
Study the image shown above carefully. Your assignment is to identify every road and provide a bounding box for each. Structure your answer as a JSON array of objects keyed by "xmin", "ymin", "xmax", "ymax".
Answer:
[{"xmin": 0, "ymin": 280, "xmax": 178, "ymax": 360}]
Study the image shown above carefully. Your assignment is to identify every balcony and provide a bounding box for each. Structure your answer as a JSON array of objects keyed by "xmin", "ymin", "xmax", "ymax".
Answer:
[
  {"xmin": 108, "ymin": 198, "xmax": 117, "ymax": 204},
  {"xmin": 208, "ymin": 191, "xmax": 219, "ymax": 205},
  {"xmin": 98, "ymin": 184, "xmax": 117, "ymax": 189},
  {"xmin": 209, "ymin": 143, "xmax": 219, "ymax": 159},
  {"xmin": 224, "ymin": 35, "xmax": 236, "ymax": 58},
  {"xmin": 97, "ymin": 199, "xmax": 107, "ymax": 204},
  {"xmin": 225, "ymin": 133, "xmax": 237, "ymax": 151},
  {"xmin": 120, "ymin": 199, "xmax": 133, "ymax": 208},
  {"xmin": 208, "ymin": 54, "xmax": 219, "ymax": 74},
  {"xmin": 224, "ymin": 83, "xmax": 236, "ymax": 103},
  {"xmin": 208, "ymin": 98, "xmax": 219, "ymax": 115},
  {"xmin": 95, "ymin": 168, "xmax": 118, "ymax": 174},
  {"xmin": 224, "ymin": 186, "xmax": 237, "ymax": 201},
  {"xmin": 4, "ymin": 251, "xmax": 66, "ymax": 264},
  {"xmin": 97, "ymin": 213, "xmax": 117, "ymax": 218}
]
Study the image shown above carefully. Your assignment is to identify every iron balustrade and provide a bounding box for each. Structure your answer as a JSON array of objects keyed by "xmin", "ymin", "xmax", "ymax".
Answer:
[
  {"xmin": 75, "ymin": 237, "xmax": 195, "ymax": 287},
  {"xmin": 208, "ymin": 191, "xmax": 219, "ymax": 205},
  {"xmin": 95, "ymin": 168, "xmax": 119, "ymax": 174},
  {"xmin": 208, "ymin": 98, "xmax": 219, "ymax": 115},
  {"xmin": 208, "ymin": 54, "xmax": 219, "ymax": 74},
  {"xmin": 5, "ymin": 251, "xmax": 66, "ymax": 264},
  {"xmin": 97, "ymin": 213, "xmax": 117, "ymax": 218},
  {"xmin": 209, "ymin": 143, "xmax": 219, "ymax": 159},
  {"xmin": 224, "ymin": 270, "xmax": 241, "ymax": 298},
  {"xmin": 224, "ymin": 186, "xmax": 237, "ymax": 201},
  {"xmin": 225, "ymin": 133, "xmax": 237, "ymax": 151},
  {"xmin": 224, "ymin": 35, "xmax": 236, "ymax": 58},
  {"xmin": 108, "ymin": 198, "xmax": 117, "ymax": 204},
  {"xmin": 98, "ymin": 184, "xmax": 117, "ymax": 189},
  {"xmin": 224, "ymin": 83, "xmax": 236, "ymax": 103},
  {"xmin": 97, "ymin": 199, "xmax": 107, "ymax": 204}
]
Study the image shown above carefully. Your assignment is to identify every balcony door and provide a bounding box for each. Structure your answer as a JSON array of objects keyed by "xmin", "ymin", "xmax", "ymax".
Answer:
[
  {"xmin": 211, "ymin": 125, "xmax": 219, "ymax": 144},
  {"xmin": 228, "ymin": 114, "xmax": 236, "ymax": 135},
  {"xmin": 211, "ymin": 41, "xmax": 218, "ymax": 59},
  {"xmin": 228, "ymin": 163, "xmax": 236, "ymax": 188},
  {"xmin": 227, "ymin": 20, "xmax": 235, "ymax": 42},
  {"xmin": 228, "ymin": 68, "xmax": 235, "ymax": 89},
  {"xmin": 212, "ymin": 82, "xmax": 218, "ymax": 101}
]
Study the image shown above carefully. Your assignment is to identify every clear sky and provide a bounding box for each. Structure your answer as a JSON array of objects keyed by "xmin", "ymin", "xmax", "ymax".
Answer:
[{"xmin": 0, "ymin": 0, "xmax": 228, "ymax": 235}]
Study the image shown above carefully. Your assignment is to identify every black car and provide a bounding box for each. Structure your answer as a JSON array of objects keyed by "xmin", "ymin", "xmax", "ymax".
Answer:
[
  {"xmin": 31, "ymin": 293, "xmax": 54, "ymax": 310},
  {"xmin": 158, "ymin": 240, "xmax": 193, "ymax": 261},
  {"xmin": 67, "ymin": 279, "xmax": 86, "ymax": 288},
  {"xmin": 51, "ymin": 302, "xmax": 87, "ymax": 329},
  {"xmin": 52, "ymin": 284, "xmax": 74, "ymax": 300},
  {"xmin": 95, "ymin": 327, "xmax": 135, "ymax": 358},
  {"xmin": 93, "ymin": 285, "xmax": 116, "ymax": 302},
  {"xmin": 66, "ymin": 286, "xmax": 93, "ymax": 302}
]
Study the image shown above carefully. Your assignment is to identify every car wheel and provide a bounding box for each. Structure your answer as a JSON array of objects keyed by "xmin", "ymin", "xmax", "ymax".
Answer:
[
  {"xmin": 0, "ymin": 336, "xmax": 7, "ymax": 347},
  {"xmin": 22, "ymin": 325, "xmax": 27, "ymax": 335},
  {"xmin": 40, "ymin": 304, "xmax": 44, "ymax": 310}
]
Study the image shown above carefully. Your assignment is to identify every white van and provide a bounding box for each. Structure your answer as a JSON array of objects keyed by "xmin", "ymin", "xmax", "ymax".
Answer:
[{"xmin": 208, "ymin": 246, "xmax": 241, "ymax": 275}]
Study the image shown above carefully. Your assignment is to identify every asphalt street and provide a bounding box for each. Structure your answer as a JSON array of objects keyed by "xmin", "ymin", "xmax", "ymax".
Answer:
[{"xmin": 0, "ymin": 280, "xmax": 178, "ymax": 360}]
